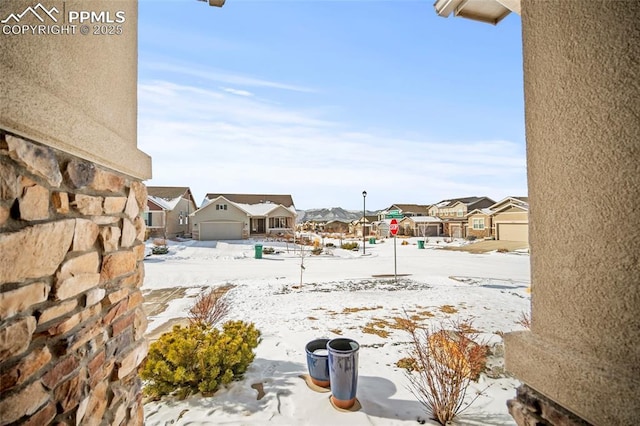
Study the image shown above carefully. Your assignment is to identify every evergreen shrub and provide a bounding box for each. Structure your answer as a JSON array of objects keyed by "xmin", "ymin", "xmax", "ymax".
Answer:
[
  {"xmin": 141, "ymin": 321, "xmax": 261, "ymax": 399},
  {"xmin": 341, "ymin": 242, "xmax": 359, "ymax": 250}
]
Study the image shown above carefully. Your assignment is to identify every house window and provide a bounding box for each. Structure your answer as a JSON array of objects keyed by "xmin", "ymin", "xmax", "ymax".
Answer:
[
  {"xmin": 472, "ymin": 218, "xmax": 485, "ymax": 230},
  {"xmin": 457, "ymin": 210, "xmax": 464, "ymax": 217},
  {"xmin": 216, "ymin": 204, "xmax": 227, "ymax": 211},
  {"xmin": 143, "ymin": 211, "xmax": 151, "ymax": 226},
  {"xmin": 269, "ymin": 217, "xmax": 289, "ymax": 228},
  {"xmin": 178, "ymin": 211, "xmax": 189, "ymax": 225},
  {"xmin": 143, "ymin": 211, "xmax": 164, "ymax": 227}
]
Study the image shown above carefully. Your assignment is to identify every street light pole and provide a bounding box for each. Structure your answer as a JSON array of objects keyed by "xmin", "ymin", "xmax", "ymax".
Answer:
[{"xmin": 362, "ymin": 190, "xmax": 367, "ymax": 255}]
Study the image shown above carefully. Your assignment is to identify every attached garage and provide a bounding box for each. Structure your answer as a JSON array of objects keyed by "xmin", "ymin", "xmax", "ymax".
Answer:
[
  {"xmin": 199, "ymin": 221, "xmax": 243, "ymax": 240},
  {"xmin": 496, "ymin": 223, "xmax": 529, "ymax": 243},
  {"xmin": 490, "ymin": 198, "xmax": 530, "ymax": 244}
]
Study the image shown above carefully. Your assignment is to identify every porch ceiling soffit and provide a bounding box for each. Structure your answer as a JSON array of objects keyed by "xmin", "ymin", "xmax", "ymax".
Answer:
[{"xmin": 434, "ymin": 0, "xmax": 520, "ymax": 25}]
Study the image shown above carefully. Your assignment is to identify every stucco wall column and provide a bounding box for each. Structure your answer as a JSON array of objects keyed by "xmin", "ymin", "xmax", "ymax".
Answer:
[{"xmin": 505, "ymin": 1, "xmax": 640, "ymax": 425}]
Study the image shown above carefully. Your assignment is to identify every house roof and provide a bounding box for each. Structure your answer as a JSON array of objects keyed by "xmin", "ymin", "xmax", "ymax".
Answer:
[
  {"xmin": 352, "ymin": 215, "xmax": 378, "ymax": 225},
  {"xmin": 197, "ymin": 195, "xmax": 296, "ymax": 217},
  {"xmin": 236, "ymin": 203, "xmax": 295, "ymax": 216},
  {"xmin": 147, "ymin": 186, "xmax": 196, "ymax": 210},
  {"xmin": 466, "ymin": 208, "xmax": 494, "ymax": 217},
  {"xmin": 402, "ymin": 216, "xmax": 442, "ymax": 223},
  {"xmin": 387, "ymin": 204, "xmax": 431, "ymax": 215},
  {"xmin": 434, "ymin": 196, "xmax": 495, "ymax": 209},
  {"xmin": 490, "ymin": 196, "xmax": 529, "ymax": 213},
  {"xmin": 147, "ymin": 186, "xmax": 190, "ymax": 199},
  {"xmin": 204, "ymin": 193, "xmax": 294, "ymax": 207},
  {"xmin": 148, "ymin": 196, "xmax": 180, "ymax": 211},
  {"xmin": 324, "ymin": 219, "xmax": 351, "ymax": 225}
]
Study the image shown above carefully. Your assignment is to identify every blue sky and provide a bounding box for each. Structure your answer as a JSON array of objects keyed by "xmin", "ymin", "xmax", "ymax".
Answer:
[{"xmin": 138, "ymin": 0, "xmax": 525, "ymax": 211}]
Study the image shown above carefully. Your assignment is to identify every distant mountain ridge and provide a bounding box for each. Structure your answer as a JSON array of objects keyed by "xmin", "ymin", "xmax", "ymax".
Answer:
[{"xmin": 295, "ymin": 207, "xmax": 378, "ymax": 223}]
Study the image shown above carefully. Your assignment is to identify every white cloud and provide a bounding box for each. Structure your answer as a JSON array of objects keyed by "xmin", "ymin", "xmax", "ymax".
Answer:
[
  {"xmin": 221, "ymin": 87, "xmax": 254, "ymax": 97},
  {"xmin": 138, "ymin": 79, "xmax": 527, "ymax": 210},
  {"xmin": 141, "ymin": 62, "xmax": 316, "ymax": 93}
]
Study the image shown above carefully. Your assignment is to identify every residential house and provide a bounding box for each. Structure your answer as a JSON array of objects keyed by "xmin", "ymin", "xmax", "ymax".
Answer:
[
  {"xmin": 400, "ymin": 216, "xmax": 443, "ymax": 237},
  {"xmin": 145, "ymin": 186, "xmax": 198, "ymax": 239},
  {"xmin": 376, "ymin": 219, "xmax": 390, "ymax": 238},
  {"xmin": 191, "ymin": 193, "xmax": 296, "ymax": 240},
  {"xmin": 378, "ymin": 203, "xmax": 431, "ymax": 221},
  {"xmin": 429, "ymin": 196, "xmax": 495, "ymax": 238},
  {"xmin": 299, "ymin": 219, "xmax": 331, "ymax": 233},
  {"xmin": 465, "ymin": 208, "xmax": 493, "ymax": 239},
  {"xmin": 398, "ymin": 217, "xmax": 414, "ymax": 236},
  {"xmin": 490, "ymin": 196, "xmax": 529, "ymax": 243},
  {"xmin": 323, "ymin": 219, "xmax": 351, "ymax": 235},
  {"xmin": 352, "ymin": 215, "xmax": 378, "ymax": 237}
]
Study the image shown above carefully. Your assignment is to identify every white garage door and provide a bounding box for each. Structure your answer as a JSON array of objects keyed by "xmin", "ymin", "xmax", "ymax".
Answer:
[
  {"xmin": 497, "ymin": 223, "xmax": 529, "ymax": 243},
  {"xmin": 199, "ymin": 221, "xmax": 243, "ymax": 240}
]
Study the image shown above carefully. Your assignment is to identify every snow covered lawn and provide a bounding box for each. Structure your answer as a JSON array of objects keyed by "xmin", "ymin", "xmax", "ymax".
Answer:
[{"xmin": 142, "ymin": 237, "xmax": 530, "ymax": 425}]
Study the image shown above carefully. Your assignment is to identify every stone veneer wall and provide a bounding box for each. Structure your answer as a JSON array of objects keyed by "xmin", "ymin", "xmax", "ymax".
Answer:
[
  {"xmin": 0, "ymin": 131, "xmax": 148, "ymax": 426},
  {"xmin": 508, "ymin": 385, "xmax": 593, "ymax": 426}
]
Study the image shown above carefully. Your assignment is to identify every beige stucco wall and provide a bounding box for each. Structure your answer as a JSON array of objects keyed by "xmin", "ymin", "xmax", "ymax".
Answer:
[
  {"xmin": 0, "ymin": 0, "xmax": 151, "ymax": 180},
  {"xmin": 504, "ymin": 1, "xmax": 640, "ymax": 424},
  {"xmin": 268, "ymin": 205, "xmax": 295, "ymax": 218},
  {"xmin": 266, "ymin": 205, "xmax": 296, "ymax": 229},
  {"xmin": 437, "ymin": 202, "xmax": 467, "ymax": 218},
  {"xmin": 192, "ymin": 202, "xmax": 248, "ymax": 227},
  {"xmin": 492, "ymin": 210, "xmax": 528, "ymax": 223},
  {"xmin": 165, "ymin": 198, "xmax": 197, "ymax": 237},
  {"xmin": 399, "ymin": 218, "xmax": 413, "ymax": 235}
]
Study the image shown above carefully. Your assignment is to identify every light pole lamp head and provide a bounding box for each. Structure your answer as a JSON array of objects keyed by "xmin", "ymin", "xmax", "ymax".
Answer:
[{"xmin": 362, "ymin": 190, "xmax": 367, "ymax": 198}]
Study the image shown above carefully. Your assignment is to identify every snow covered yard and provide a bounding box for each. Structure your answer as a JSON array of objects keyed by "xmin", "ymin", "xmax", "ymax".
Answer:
[{"xmin": 142, "ymin": 237, "xmax": 530, "ymax": 425}]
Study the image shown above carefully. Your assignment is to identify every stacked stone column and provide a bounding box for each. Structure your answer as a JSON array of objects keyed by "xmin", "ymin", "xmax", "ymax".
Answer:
[{"xmin": 0, "ymin": 132, "xmax": 148, "ymax": 425}]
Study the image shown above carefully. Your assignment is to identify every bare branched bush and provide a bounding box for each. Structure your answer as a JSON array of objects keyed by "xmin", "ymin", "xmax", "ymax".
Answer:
[
  {"xmin": 517, "ymin": 310, "xmax": 531, "ymax": 329},
  {"xmin": 402, "ymin": 319, "xmax": 489, "ymax": 425},
  {"xmin": 188, "ymin": 287, "xmax": 230, "ymax": 328}
]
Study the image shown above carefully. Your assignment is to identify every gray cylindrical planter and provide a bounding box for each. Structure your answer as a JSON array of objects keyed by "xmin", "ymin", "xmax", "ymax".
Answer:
[
  {"xmin": 305, "ymin": 338, "xmax": 330, "ymax": 388},
  {"xmin": 327, "ymin": 338, "xmax": 359, "ymax": 409}
]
